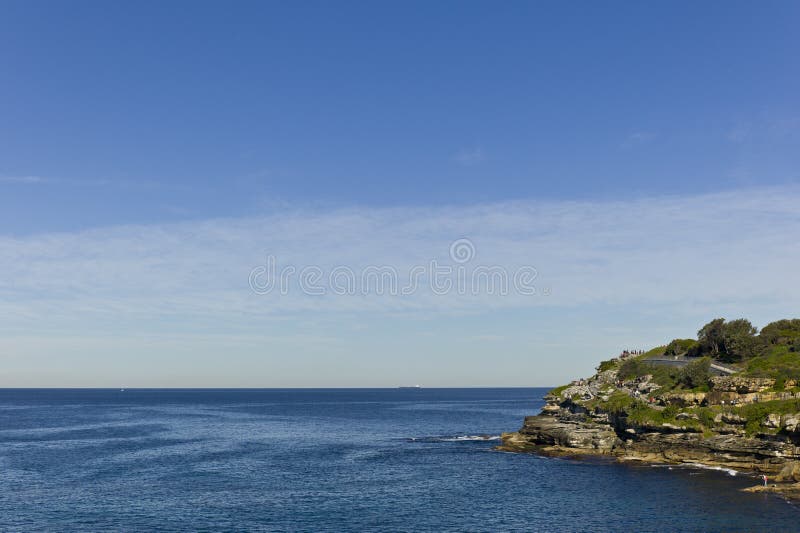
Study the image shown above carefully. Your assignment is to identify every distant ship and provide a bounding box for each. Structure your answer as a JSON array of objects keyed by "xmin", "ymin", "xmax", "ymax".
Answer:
[{"xmin": 398, "ymin": 385, "xmax": 422, "ymax": 390}]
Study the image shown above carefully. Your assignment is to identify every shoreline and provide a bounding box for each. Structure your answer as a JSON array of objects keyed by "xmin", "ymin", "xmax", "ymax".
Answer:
[
  {"xmin": 497, "ymin": 434, "xmax": 800, "ymax": 502},
  {"xmin": 499, "ymin": 348, "xmax": 800, "ymax": 503}
]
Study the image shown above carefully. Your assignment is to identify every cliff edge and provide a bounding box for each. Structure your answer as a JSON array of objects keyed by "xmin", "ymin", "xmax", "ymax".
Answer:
[{"xmin": 499, "ymin": 347, "xmax": 800, "ymax": 501}]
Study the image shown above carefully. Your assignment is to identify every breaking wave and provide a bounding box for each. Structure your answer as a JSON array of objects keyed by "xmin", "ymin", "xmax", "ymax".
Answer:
[
  {"xmin": 651, "ymin": 463, "xmax": 739, "ymax": 477},
  {"xmin": 408, "ymin": 434, "xmax": 501, "ymax": 443}
]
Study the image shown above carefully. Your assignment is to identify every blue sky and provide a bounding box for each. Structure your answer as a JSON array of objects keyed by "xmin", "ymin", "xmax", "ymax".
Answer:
[{"xmin": 1, "ymin": 2, "xmax": 799, "ymax": 386}]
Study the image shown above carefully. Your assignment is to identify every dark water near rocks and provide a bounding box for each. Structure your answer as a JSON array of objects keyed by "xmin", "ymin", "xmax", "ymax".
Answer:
[{"xmin": 0, "ymin": 388, "xmax": 797, "ymax": 531}]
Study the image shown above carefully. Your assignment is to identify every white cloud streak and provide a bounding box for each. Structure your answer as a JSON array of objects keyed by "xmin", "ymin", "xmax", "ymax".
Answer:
[
  {"xmin": 0, "ymin": 175, "xmax": 48, "ymax": 184},
  {"xmin": 1, "ymin": 186, "xmax": 799, "ymax": 335},
  {"xmin": 452, "ymin": 147, "xmax": 485, "ymax": 166},
  {"xmin": 620, "ymin": 131, "xmax": 656, "ymax": 149}
]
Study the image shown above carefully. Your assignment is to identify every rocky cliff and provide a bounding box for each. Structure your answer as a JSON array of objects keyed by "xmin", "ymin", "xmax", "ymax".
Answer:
[{"xmin": 499, "ymin": 353, "xmax": 800, "ymax": 500}]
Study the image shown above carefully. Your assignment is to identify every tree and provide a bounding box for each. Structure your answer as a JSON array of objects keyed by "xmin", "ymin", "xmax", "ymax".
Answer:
[
  {"xmin": 697, "ymin": 318, "xmax": 726, "ymax": 357},
  {"xmin": 678, "ymin": 357, "xmax": 711, "ymax": 389},
  {"xmin": 696, "ymin": 318, "xmax": 762, "ymax": 362},
  {"xmin": 760, "ymin": 319, "xmax": 800, "ymax": 346},
  {"xmin": 664, "ymin": 338, "xmax": 699, "ymax": 356},
  {"xmin": 720, "ymin": 318, "xmax": 761, "ymax": 362}
]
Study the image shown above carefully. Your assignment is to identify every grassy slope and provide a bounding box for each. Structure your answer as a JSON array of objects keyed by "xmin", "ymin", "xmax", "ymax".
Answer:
[{"xmin": 548, "ymin": 342, "xmax": 800, "ymax": 437}]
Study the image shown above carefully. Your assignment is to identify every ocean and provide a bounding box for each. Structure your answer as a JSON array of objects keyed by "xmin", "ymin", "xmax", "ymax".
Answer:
[{"xmin": 0, "ymin": 388, "xmax": 797, "ymax": 531}]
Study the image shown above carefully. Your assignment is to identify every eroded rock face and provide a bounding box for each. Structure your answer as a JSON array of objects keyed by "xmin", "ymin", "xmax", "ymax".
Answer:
[
  {"xmin": 714, "ymin": 413, "xmax": 746, "ymax": 425},
  {"xmin": 501, "ymin": 382, "xmax": 800, "ymax": 478},
  {"xmin": 662, "ymin": 392, "xmax": 706, "ymax": 407},
  {"xmin": 777, "ymin": 462, "xmax": 800, "ymax": 482},
  {"xmin": 500, "ymin": 354, "xmax": 800, "ymax": 492},
  {"xmin": 764, "ymin": 413, "xmax": 782, "ymax": 428},
  {"xmin": 783, "ymin": 414, "xmax": 800, "ymax": 433},
  {"xmin": 500, "ymin": 412, "xmax": 798, "ymax": 474},
  {"xmin": 516, "ymin": 415, "xmax": 620, "ymax": 452},
  {"xmin": 710, "ymin": 376, "xmax": 775, "ymax": 394}
]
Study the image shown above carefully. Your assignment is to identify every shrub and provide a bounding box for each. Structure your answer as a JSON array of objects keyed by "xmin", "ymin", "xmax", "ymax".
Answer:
[
  {"xmin": 601, "ymin": 391, "xmax": 636, "ymax": 414},
  {"xmin": 696, "ymin": 407, "xmax": 717, "ymax": 428},
  {"xmin": 643, "ymin": 345, "xmax": 667, "ymax": 357},
  {"xmin": 597, "ymin": 359, "xmax": 617, "ymax": 373},
  {"xmin": 744, "ymin": 346, "xmax": 800, "ymax": 380},
  {"xmin": 678, "ymin": 357, "xmax": 711, "ymax": 390},
  {"xmin": 760, "ymin": 319, "xmax": 800, "ymax": 347},
  {"xmin": 737, "ymin": 399, "xmax": 800, "ymax": 435},
  {"xmin": 665, "ymin": 338, "xmax": 699, "ymax": 356},
  {"xmin": 696, "ymin": 318, "xmax": 765, "ymax": 362},
  {"xmin": 618, "ymin": 359, "xmax": 645, "ymax": 380}
]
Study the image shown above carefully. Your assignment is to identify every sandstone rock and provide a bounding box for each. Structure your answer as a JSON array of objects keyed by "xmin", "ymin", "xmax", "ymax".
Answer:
[
  {"xmin": 711, "ymin": 376, "xmax": 775, "ymax": 394},
  {"xmin": 663, "ymin": 392, "xmax": 706, "ymax": 406},
  {"xmin": 782, "ymin": 414, "xmax": 800, "ymax": 433},
  {"xmin": 500, "ymin": 354, "xmax": 800, "ymax": 501},
  {"xmin": 515, "ymin": 415, "xmax": 620, "ymax": 451},
  {"xmin": 716, "ymin": 426, "xmax": 746, "ymax": 436},
  {"xmin": 718, "ymin": 413, "xmax": 746, "ymax": 425},
  {"xmin": 764, "ymin": 413, "xmax": 782, "ymax": 428},
  {"xmin": 776, "ymin": 462, "xmax": 800, "ymax": 482}
]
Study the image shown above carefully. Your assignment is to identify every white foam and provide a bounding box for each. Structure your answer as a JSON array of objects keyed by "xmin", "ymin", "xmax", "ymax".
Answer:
[
  {"xmin": 649, "ymin": 462, "xmax": 739, "ymax": 476},
  {"xmin": 408, "ymin": 434, "xmax": 501, "ymax": 443},
  {"xmin": 683, "ymin": 463, "xmax": 739, "ymax": 476},
  {"xmin": 439, "ymin": 435, "xmax": 501, "ymax": 442}
]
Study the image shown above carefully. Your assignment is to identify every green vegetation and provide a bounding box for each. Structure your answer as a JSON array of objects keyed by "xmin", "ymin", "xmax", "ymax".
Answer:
[
  {"xmin": 737, "ymin": 399, "xmax": 800, "ymax": 435},
  {"xmin": 597, "ymin": 390, "xmax": 635, "ymax": 414},
  {"xmin": 626, "ymin": 403, "xmax": 701, "ymax": 430},
  {"xmin": 617, "ymin": 356, "xmax": 710, "ymax": 393},
  {"xmin": 574, "ymin": 318, "xmax": 800, "ymax": 440},
  {"xmin": 635, "ymin": 317, "xmax": 800, "ymax": 370},
  {"xmin": 696, "ymin": 317, "xmax": 762, "ymax": 362},
  {"xmin": 643, "ymin": 345, "xmax": 667, "ymax": 357},
  {"xmin": 677, "ymin": 357, "xmax": 711, "ymax": 390},
  {"xmin": 548, "ymin": 384, "xmax": 569, "ymax": 397},
  {"xmin": 745, "ymin": 346, "xmax": 800, "ymax": 381},
  {"xmin": 617, "ymin": 357, "xmax": 648, "ymax": 380},
  {"xmin": 589, "ymin": 393, "xmax": 702, "ymax": 430},
  {"xmin": 597, "ymin": 359, "xmax": 617, "ymax": 373},
  {"xmin": 591, "ymin": 394, "xmax": 800, "ymax": 437},
  {"xmin": 664, "ymin": 338, "xmax": 699, "ymax": 356},
  {"xmin": 759, "ymin": 319, "xmax": 800, "ymax": 349},
  {"xmin": 695, "ymin": 407, "xmax": 717, "ymax": 428}
]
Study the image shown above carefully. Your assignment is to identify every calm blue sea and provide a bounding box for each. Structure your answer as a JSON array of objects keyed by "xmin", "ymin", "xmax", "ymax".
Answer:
[{"xmin": 0, "ymin": 388, "xmax": 797, "ymax": 531}]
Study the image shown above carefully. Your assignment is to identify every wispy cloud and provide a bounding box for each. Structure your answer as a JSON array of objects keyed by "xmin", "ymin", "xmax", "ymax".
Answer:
[
  {"xmin": 2, "ymin": 186, "xmax": 800, "ymax": 334},
  {"xmin": 470, "ymin": 334, "xmax": 506, "ymax": 342},
  {"xmin": 3, "ymin": 186, "xmax": 800, "ymax": 386},
  {"xmin": 620, "ymin": 131, "xmax": 656, "ymax": 149},
  {"xmin": 0, "ymin": 175, "xmax": 48, "ymax": 184},
  {"xmin": 452, "ymin": 147, "xmax": 485, "ymax": 166},
  {"xmin": 726, "ymin": 123, "xmax": 750, "ymax": 143},
  {"xmin": 726, "ymin": 114, "xmax": 800, "ymax": 144},
  {"xmin": 0, "ymin": 173, "xmax": 191, "ymax": 191}
]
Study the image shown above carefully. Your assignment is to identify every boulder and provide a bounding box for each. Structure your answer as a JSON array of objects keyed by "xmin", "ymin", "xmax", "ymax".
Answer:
[
  {"xmin": 516, "ymin": 415, "xmax": 620, "ymax": 452},
  {"xmin": 776, "ymin": 462, "xmax": 800, "ymax": 482},
  {"xmin": 764, "ymin": 413, "xmax": 782, "ymax": 429},
  {"xmin": 710, "ymin": 376, "xmax": 775, "ymax": 394},
  {"xmin": 718, "ymin": 413, "xmax": 746, "ymax": 425},
  {"xmin": 782, "ymin": 414, "xmax": 800, "ymax": 433}
]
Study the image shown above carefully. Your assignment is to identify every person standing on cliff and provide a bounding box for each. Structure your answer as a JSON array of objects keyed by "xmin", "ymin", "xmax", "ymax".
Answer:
[{"xmin": 762, "ymin": 474, "xmax": 768, "ymax": 487}]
